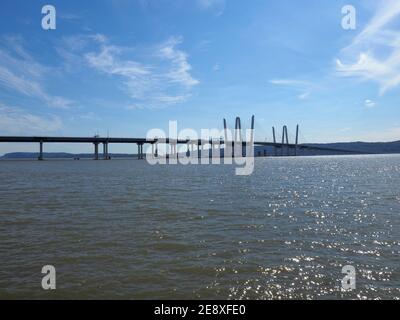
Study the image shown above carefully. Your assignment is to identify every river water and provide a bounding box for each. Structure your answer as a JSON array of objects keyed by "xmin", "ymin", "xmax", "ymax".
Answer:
[{"xmin": 0, "ymin": 155, "xmax": 399, "ymax": 299}]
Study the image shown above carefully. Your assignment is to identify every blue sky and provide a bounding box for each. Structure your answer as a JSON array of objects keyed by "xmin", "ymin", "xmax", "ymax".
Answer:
[{"xmin": 0, "ymin": 0, "xmax": 399, "ymax": 154}]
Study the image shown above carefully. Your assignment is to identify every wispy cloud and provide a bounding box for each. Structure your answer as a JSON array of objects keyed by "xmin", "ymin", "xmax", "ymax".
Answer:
[
  {"xmin": 269, "ymin": 79, "xmax": 313, "ymax": 100},
  {"xmin": 336, "ymin": 0, "xmax": 400, "ymax": 95},
  {"xmin": 197, "ymin": 0, "xmax": 226, "ymax": 16},
  {"xmin": 0, "ymin": 36, "xmax": 74, "ymax": 108},
  {"xmin": 365, "ymin": 99, "xmax": 376, "ymax": 108},
  {"xmin": 269, "ymin": 79, "xmax": 311, "ymax": 87},
  {"xmin": 213, "ymin": 63, "xmax": 220, "ymax": 71},
  {"xmin": 60, "ymin": 34, "xmax": 199, "ymax": 108},
  {"xmin": 158, "ymin": 37, "xmax": 199, "ymax": 87},
  {"xmin": 298, "ymin": 92, "xmax": 310, "ymax": 100},
  {"xmin": 78, "ymin": 112, "xmax": 101, "ymax": 121},
  {"xmin": 0, "ymin": 103, "xmax": 63, "ymax": 134}
]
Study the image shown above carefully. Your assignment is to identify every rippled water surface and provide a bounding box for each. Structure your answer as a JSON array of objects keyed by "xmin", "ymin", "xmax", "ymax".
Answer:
[{"xmin": 0, "ymin": 155, "xmax": 399, "ymax": 299}]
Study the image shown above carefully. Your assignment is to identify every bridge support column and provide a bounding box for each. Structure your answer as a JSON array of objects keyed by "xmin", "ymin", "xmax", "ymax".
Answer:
[
  {"xmin": 190, "ymin": 143, "xmax": 195, "ymax": 159},
  {"xmin": 281, "ymin": 126, "xmax": 290, "ymax": 156},
  {"xmin": 137, "ymin": 143, "xmax": 144, "ymax": 160},
  {"xmin": 284, "ymin": 126, "xmax": 289, "ymax": 156},
  {"xmin": 103, "ymin": 143, "xmax": 109, "ymax": 160},
  {"xmin": 197, "ymin": 142, "xmax": 201, "ymax": 159},
  {"xmin": 94, "ymin": 142, "xmax": 99, "ymax": 160},
  {"xmin": 295, "ymin": 124, "xmax": 299, "ymax": 156},
  {"xmin": 186, "ymin": 144, "xmax": 190, "ymax": 157},
  {"xmin": 214, "ymin": 141, "xmax": 221, "ymax": 163},
  {"xmin": 38, "ymin": 141, "xmax": 44, "ymax": 161},
  {"xmin": 169, "ymin": 142, "xmax": 177, "ymax": 163}
]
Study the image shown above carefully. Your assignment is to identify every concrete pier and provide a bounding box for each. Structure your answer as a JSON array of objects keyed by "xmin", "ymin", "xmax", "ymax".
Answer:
[
  {"xmin": 155, "ymin": 144, "xmax": 158, "ymax": 158},
  {"xmin": 137, "ymin": 143, "xmax": 144, "ymax": 160},
  {"xmin": 103, "ymin": 142, "xmax": 109, "ymax": 160},
  {"xmin": 94, "ymin": 143, "xmax": 99, "ymax": 160},
  {"xmin": 198, "ymin": 142, "xmax": 201, "ymax": 159},
  {"xmin": 169, "ymin": 143, "xmax": 177, "ymax": 161},
  {"xmin": 272, "ymin": 127, "xmax": 277, "ymax": 156},
  {"xmin": 186, "ymin": 144, "xmax": 190, "ymax": 157},
  {"xmin": 38, "ymin": 141, "xmax": 44, "ymax": 161}
]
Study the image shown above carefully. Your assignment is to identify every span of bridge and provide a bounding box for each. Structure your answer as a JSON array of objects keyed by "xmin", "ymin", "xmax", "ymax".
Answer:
[{"xmin": 0, "ymin": 135, "xmax": 367, "ymax": 160}]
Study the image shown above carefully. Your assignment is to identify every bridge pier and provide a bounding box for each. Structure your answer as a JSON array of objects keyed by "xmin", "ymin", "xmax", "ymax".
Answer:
[
  {"xmin": 137, "ymin": 143, "xmax": 144, "ymax": 160},
  {"xmin": 186, "ymin": 143, "xmax": 190, "ymax": 157},
  {"xmin": 151, "ymin": 143, "xmax": 155, "ymax": 157},
  {"xmin": 285, "ymin": 126, "xmax": 289, "ymax": 156},
  {"xmin": 169, "ymin": 142, "xmax": 177, "ymax": 163},
  {"xmin": 94, "ymin": 142, "xmax": 99, "ymax": 160},
  {"xmin": 272, "ymin": 127, "xmax": 277, "ymax": 157},
  {"xmin": 154, "ymin": 144, "xmax": 158, "ymax": 157},
  {"xmin": 189, "ymin": 143, "xmax": 195, "ymax": 159},
  {"xmin": 295, "ymin": 124, "xmax": 299, "ymax": 156},
  {"xmin": 103, "ymin": 142, "xmax": 109, "ymax": 160},
  {"xmin": 197, "ymin": 142, "xmax": 201, "ymax": 159},
  {"xmin": 38, "ymin": 141, "xmax": 44, "ymax": 161}
]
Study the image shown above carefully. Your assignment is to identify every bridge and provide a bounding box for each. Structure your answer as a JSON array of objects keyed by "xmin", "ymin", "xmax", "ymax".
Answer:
[{"xmin": 0, "ymin": 116, "xmax": 368, "ymax": 160}]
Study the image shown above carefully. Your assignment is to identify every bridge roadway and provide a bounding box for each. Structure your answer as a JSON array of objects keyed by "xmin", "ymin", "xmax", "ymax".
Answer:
[
  {"xmin": 0, "ymin": 135, "xmax": 367, "ymax": 160},
  {"xmin": 0, "ymin": 135, "xmax": 296, "ymax": 146}
]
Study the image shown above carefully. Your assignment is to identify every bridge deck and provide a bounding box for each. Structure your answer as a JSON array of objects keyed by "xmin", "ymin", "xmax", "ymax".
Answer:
[
  {"xmin": 0, "ymin": 136, "xmax": 369, "ymax": 154},
  {"xmin": 0, "ymin": 136, "xmax": 290, "ymax": 146}
]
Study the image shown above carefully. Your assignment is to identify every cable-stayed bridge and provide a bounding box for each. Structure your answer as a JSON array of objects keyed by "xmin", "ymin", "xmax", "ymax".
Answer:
[{"xmin": 0, "ymin": 116, "xmax": 370, "ymax": 160}]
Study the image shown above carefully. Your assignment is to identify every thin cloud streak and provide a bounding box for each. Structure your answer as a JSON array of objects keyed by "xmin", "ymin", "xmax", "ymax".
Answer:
[
  {"xmin": 336, "ymin": 0, "xmax": 400, "ymax": 95},
  {"xmin": 0, "ymin": 37, "xmax": 74, "ymax": 109},
  {"xmin": 197, "ymin": 0, "xmax": 226, "ymax": 16},
  {"xmin": 0, "ymin": 103, "xmax": 63, "ymax": 134},
  {"xmin": 269, "ymin": 79, "xmax": 313, "ymax": 100},
  {"xmin": 62, "ymin": 34, "xmax": 199, "ymax": 108}
]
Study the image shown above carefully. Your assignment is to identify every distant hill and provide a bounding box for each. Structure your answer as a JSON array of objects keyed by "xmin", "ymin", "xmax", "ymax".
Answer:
[
  {"xmin": 0, "ymin": 152, "xmax": 137, "ymax": 159},
  {"xmin": 254, "ymin": 140, "xmax": 400, "ymax": 156},
  {"xmin": 305, "ymin": 141, "xmax": 400, "ymax": 154}
]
